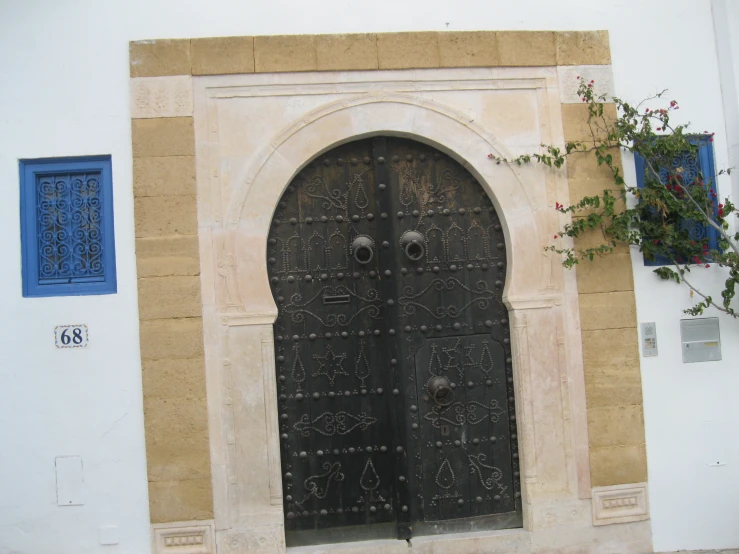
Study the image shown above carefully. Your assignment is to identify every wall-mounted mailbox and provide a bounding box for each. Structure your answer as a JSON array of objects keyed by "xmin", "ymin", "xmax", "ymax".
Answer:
[{"xmin": 680, "ymin": 317, "xmax": 722, "ymax": 363}]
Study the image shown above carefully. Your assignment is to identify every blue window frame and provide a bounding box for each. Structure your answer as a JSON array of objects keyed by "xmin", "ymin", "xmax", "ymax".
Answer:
[
  {"xmin": 20, "ymin": 156, "xmax": 117, "ymax": 297},
  {"xmin": 634, "ymin": 136, "xmax": 719, "ymax": 266}
]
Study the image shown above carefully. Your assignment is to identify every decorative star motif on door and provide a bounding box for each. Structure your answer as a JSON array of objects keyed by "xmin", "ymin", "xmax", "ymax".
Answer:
[{"xmin": 313, "ymin": 345, "xmax": 348, "ymax": 386}]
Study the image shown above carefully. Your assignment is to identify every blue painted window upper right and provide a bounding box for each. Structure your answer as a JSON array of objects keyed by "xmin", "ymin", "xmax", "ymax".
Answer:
[{"xmin": 634, "ymin": 135, "xmax": 719, "ymax": 266}]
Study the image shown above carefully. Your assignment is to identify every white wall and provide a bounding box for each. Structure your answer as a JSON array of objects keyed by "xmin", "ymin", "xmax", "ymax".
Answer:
[{"xmin": 0, "ymin": 1, "xmax": 736, "ymax": 552}]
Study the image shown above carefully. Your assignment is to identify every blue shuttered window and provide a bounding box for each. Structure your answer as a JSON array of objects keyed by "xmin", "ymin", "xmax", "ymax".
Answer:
[
  {"xmin": 634, "ymin": 136, "xmax": 719, "ymax": 266},
  {"xmin": 20, "ymin": 156, "xmax": 117, "ymax": 297}
]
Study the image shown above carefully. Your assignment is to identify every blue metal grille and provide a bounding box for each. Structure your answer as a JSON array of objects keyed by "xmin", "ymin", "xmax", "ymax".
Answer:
[
  {"xmin": 36, "ymin": 172, "xmax": 105, "ymax": 283},
  {"xmin": 20, "ymin": 156, "xmax": 116, "ymax": 297},
  {"xmin": 634, "ymin": 136, "xmax": 719, "ymax": 266},
  {"xmin": 657, "ymin": 150, "xmax": 709, "ymax": 243}
]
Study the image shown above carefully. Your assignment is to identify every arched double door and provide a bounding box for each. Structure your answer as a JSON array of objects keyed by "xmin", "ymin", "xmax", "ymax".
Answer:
[{"xmin": 267, "ymin": 137, "xmax": 521, "ymax": 545}]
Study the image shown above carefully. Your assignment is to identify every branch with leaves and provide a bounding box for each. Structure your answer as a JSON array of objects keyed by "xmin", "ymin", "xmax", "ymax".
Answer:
[{"xmin": 490, "ymin": 78, "xmax": 736, "ymax": 317}]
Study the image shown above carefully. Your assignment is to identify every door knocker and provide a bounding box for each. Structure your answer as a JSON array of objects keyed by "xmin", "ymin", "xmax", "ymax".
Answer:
[
  {"xmin": 427, "ymin": 375, "xmax": 455, "ymax": 407},
  {"xmin": 400, "ymin": 230, "xmax": 425, "ymax": 262}
]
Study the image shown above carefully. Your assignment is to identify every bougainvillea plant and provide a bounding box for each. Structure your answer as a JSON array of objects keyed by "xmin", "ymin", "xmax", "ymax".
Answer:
[{"xmin": 490, "ymin": 78, "xmax": 736, "ymax": 317}]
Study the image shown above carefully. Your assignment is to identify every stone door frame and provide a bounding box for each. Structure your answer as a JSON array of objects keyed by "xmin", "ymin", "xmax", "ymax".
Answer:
[
  {"xmin": 131, "ymin": 31, "xmax": 651, "ymax": 554},
  {"xmin": 192, "ymin": 67, "xmax": 591, "ymax": 551}
]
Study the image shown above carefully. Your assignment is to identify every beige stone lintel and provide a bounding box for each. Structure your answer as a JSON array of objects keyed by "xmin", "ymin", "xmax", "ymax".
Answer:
[{"xmin": 130, "ymin": 31, "xmax": 612, "ymax": 77}]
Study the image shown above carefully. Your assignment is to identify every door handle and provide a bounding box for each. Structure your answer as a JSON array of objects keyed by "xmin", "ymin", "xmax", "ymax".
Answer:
[
  {"xmin": 351, "ymin": 235, "xmax": 375, "ymax": 264},
  {"xmin": 427, "ymin": 375, "xmax": 455, "ymax": 407},
  {"xmin": 400, "ymin": 231, "xmax": 425, "ymax": 261}
]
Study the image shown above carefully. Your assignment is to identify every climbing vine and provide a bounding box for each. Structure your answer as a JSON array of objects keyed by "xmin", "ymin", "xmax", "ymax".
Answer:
[{"xmin": 490, "ymin": 78, "xmax": 736, "ymax": 317}]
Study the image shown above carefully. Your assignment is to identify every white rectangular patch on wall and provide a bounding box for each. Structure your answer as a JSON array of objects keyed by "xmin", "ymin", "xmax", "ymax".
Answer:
[
  {"xmin": 54, "ymin": 324, "xmax": 89, "ymax": 349},
  {"xmin": 640, "ymin": 322, "xmax": 658, "ymax": 357},
  {"xmin": 680, "ymin": 317, "xmax": 721, "ymax": 363},
  {"xmin": 55, "ymin": 456, "xmax": 84, "ymax": 505}
]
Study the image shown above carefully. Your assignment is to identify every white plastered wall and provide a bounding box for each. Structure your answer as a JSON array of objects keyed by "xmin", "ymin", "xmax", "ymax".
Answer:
[{"xmin": 0, "ymin": 1, "xmax": 737, "ymax": 553}]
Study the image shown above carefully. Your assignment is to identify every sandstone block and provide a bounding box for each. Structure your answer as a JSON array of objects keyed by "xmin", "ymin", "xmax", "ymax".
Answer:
[
  {"xmin": 131, "ymin": 117, "xmax": 195, "ymax": 158},
  {"xmin": 191, "ymin": 36, "xmax": 255, "ymax": 75},
  {"xmin": 144, "ymin": 396, "xmax": 209, "ymax": 443},
  {"xmin": 142, "ymin": 358, "xmax": 207, "ymax": 401},
  {"xmin": 377, "ymin": 32, "xmax": 440, "ymax": 69},
  {"xmin": 497, "ymin": 31, "xmax": 556, "ymax": 67},
  {"xmin": 579, "ymin": 291, "xmax": 637, "ymax": 331},
  {"xmin": 133, "ymin": 156, "xmax": 196, "ymax": 197},
  {"xmin": 130, "ymin": 39, "xmax": 191, "ymax": 78},
  {"xmin": 587, "ymin": 405, "xmax": 646, "ymax": 449},
  {"xmin": 584, "ymin": 363, "xmax": 644, "ymax": 408},
  {"xmin": 134, "ymin": 195, "xmax": 198, "ymax": 238},
  {"xmin": 561, "ymin": 103, "xmax": 617, "ymax": 144},
  {"xmin": 556, "ymin": 31, "xmax": 612, "ymax": 66},
  {"xmin": 576, "ymin": 252, "xmax": 635, "ymax": 293},
  {"xmin": 567, "ymin": 148, "xmax": 623, "ymax": 181},
  {"xmin": 589, "ymin": 444, "xmax": 648, "ymax": 487},
  {"xmin": 148, "ymin": 478, "xmax": 214, "ymax": 523},
  {"xmin": 439, "ymin": 31, "xmax": 498, "ymax": 67},
  {"xmin": 316, "ymin": 33, "xmax": 378, "ymax": 71},
  {"xmin": 135, "ymin": 236, "xmax": 201, "ymax": 277},
  {"xmin": 567, "ymin": 177, "xmax": 625, "ymax": 217},
  {"xmin": 581, "ymin": 328, "xmax": 640, "ymax": 369},
  {"xmin": 139, "ymin": 317, "xmax": 204, "ymax": 361},
  {"xmin": 254, "ymin": 35, "xmax": 317, "ymax": 72},
  {"xmin": 138, "ymin": 276, "xmax": 203, "ymax": 320}
]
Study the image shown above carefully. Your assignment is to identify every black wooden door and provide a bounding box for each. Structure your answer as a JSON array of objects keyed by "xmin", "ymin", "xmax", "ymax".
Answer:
[{"xmin": 268, "ymin": 137, "xmax": 520, "ymax": 545}]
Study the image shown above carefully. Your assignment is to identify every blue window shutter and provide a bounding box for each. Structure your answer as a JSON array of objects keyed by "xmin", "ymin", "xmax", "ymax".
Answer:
[
  {"xmin": 20, "ymin": 156, "xmax": 117, "ymax": 297},
  {"xmin": 634, "ymin": 136, "xmax": 718, "ymax": 266}
]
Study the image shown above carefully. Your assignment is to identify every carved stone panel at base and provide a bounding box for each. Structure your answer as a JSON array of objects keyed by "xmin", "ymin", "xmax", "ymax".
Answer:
[
  {"xmin": 151, "ymin": 520, "xmax": 215, "ymax": 554},
  {"xmin": 591, "ymin": 482, "xmax": 649, "ymax": 526},
  {"xmin": 216, "ymin": 526, "xmax": 286, "ymax": 553}
]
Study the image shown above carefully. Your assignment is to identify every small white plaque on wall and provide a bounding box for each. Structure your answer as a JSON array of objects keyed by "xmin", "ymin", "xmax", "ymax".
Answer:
[
  {"xmin": 55, "ymin": 456, "xmax": 84, "ymax": 506},
  {"xmin": 54, "ymin": 324, "xmax": 89, "ymax": 349},
  {"xmin": 640, "ymin": 322, "xmax": 658, "ymax": 357}
]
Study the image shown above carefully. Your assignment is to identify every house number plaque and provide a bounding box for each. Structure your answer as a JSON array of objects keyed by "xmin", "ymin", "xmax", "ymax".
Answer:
[{"xmin": 55, "ymin": 324, "xmax": 89, "ymax": 349}]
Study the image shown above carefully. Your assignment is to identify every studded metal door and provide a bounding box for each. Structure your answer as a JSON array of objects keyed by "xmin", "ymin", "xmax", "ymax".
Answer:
[{"xmin": 268, "ymin": 137, "xmax": 520, "ymax": 545}]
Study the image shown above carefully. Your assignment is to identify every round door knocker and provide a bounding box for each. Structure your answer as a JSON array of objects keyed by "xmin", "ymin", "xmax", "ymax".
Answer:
[
  {"xmin": 350, "ymin": 235, "xmax": 375, "ymax": 264},
  {"xmin": 400, "ymin": 230, "xmax": 425, "ymax": 262},
  {"xmin": 427, "ymin": 375, "xmax": 455, "ymax": 407}
]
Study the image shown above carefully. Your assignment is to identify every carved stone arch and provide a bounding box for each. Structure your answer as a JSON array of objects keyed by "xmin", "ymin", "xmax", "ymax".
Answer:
[{"xmin": 226, "ymin": 98, "xmax": 546, "ymax": 320}]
